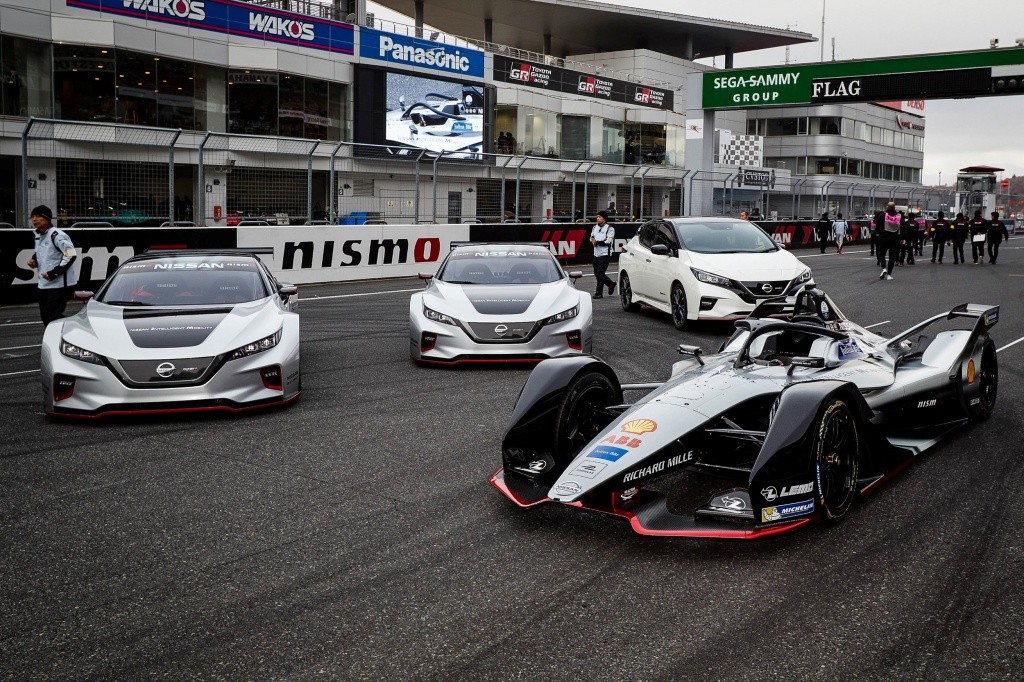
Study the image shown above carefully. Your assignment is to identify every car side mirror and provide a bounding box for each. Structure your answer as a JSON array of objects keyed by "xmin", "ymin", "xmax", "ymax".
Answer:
[
  {"xmin": 677, "ymin": 344, "xmax": 705, "ymax": 366},
  {"xmin": 418, "ymin": 273, "xmax": 434, "ymax": 287},
  {"xmin": 278, "ymin": 283, "xmax": 298, "ymax": 298},
  {"xmin": 787, "ymin": 356, "xmax": 825, "ymax": 374},
  {"xmin": 74, "ymin": 290, "xmax": 94, "ymax": 301},
  {"xmin": 568, "ymin": 271, "xmax": 583, "ymax": 281},
  {"xmin": 650, "ymin": 243, "xmax": 670, "ymax": 256}
]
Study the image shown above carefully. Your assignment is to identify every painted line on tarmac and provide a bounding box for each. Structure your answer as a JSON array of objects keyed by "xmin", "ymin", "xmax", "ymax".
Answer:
[
  {"xmin": 0, "ymin": 344, "xmax": 41, "ymax": 351},
  {"xmin": 997, "ymin": 336, "xmax": 1024, "ymax": 353},
  {"xmin": 0, "ymin": 369, "xmax": 39, "ymax": 377},
  {"xmin": 0, "ymin": 320, "xmax": 41, "ymax": 328}
]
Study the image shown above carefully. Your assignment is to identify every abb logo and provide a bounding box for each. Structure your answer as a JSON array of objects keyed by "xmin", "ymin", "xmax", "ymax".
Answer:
[{"xmin": 541, "ymin": 229, "xmax": 587, "ymax": 259}]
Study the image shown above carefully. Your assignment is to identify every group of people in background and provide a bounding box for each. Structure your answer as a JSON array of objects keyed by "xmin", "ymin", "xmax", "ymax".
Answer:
[
  {"xmin": 815, "ymin": 212, "xmax": 850, "ymax": 254},
  {"xmin": 867, "ymin": 203, "xmax": 1009, "ymax": 281}
]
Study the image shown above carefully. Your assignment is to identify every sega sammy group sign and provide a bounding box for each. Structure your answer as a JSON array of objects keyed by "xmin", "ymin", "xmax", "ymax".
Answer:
[
  {"xmin": 66, "ymin": 0, "xmax": 355, "ymax": 54},
  {"xmin": 359, "ymin": 28, "xmax": 485, "ymax": 79}
]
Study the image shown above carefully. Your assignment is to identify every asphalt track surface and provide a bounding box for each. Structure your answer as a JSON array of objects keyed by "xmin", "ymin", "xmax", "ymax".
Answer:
[{"xmin": 2, "ymin": 244, "xmax": 1024, "ymax": 680}]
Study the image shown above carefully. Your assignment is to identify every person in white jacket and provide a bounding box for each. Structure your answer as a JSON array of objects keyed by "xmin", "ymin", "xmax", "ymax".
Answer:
[{"xmin": 832, "ymin": 212, "xmax": 849, "ymax": 254}]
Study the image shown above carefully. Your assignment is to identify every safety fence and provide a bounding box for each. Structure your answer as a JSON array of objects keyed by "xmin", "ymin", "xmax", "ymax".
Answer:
[{"xmin": 15, "ymin": 118, "xmax": 1017, "ymax": 231}]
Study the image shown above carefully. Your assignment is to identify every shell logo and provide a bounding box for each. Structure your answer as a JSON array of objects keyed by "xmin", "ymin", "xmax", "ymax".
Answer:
[
  {"xmin": 967, "ymin": 359, "xmax": 976, "ymax": 385},
  {"xmin": 621, "ymin": 418, "xmax": 657, "ymax": 435}
]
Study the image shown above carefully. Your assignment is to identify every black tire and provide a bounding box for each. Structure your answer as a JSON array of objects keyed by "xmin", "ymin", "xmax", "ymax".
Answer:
[
  {"xmin": 814, "ymin": 398, "xmax": 860, "ymax": 523},
  {"xmin": 619, "ymin": 272, "xmax": 640, "ymax": 312},
  {"xmin": 553, "ymin": 371, "xmax": 618, "ymax": 464},
  {"xmin": 671, "ymin": 283, "xmax": 688, "ymax": 330},
  {"xmin": 962, "ymin": 339, "xmax": 998, "ymax": 421}
]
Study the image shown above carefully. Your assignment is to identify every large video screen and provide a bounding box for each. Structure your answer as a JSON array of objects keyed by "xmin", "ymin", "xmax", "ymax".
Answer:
[{"xmin": 354, "ymin": 67, "xmax": 488, "ymax": 161}]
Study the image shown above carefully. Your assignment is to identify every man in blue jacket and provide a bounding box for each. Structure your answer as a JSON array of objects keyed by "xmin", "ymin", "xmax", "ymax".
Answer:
[{"xmin": 25, "ymin": 205, "xmax": 78, "ymax": 325}]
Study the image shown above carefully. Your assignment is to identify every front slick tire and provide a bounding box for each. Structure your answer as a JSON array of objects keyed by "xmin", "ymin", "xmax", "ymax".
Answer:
[
  {"xmin": 554, "ymin": 371, "xmax": 617, "ymax": 464},
  {"xmin": 671, "ymin": 283, "xmax": 688, "ymax": 330},
  {"xmin": 814, "ymin": 399, "xmax": 860, "ymax": 523}
]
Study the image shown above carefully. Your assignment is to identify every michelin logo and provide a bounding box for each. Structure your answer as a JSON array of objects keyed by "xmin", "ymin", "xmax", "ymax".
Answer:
[
  {"xmin": 249, "ymin": 12, "xmax": 315, "ymax": 41},
  {"xmin": 122, "ymin": 0, "xmax": 206, "ymax": 21},
  {"xmin": 378, "ymin": 35, "xmax": 471, "ymax": 73},
  {"xmin": 761, "ymin": 499, "xmax": 815, "ymax": 523}
]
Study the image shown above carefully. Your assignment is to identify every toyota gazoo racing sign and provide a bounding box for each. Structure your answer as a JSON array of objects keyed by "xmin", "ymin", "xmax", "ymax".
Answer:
[
  {"xmin": 360, "ymin": 28, "xmax": 485, "ymax": 78},
  {"xmin": 66, "ymin": 0, "xmax": 355, "ymax": 54}
]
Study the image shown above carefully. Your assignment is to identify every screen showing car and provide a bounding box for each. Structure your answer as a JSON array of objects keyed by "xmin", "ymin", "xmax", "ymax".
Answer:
[
  {"xmin": 673, "ymin": 220, "xmax": 780, "ymax": 254},
  {"xmin": 438, "ymin": 249, "xmax": 563, "ymax": 284},
  {"xmin": 99, "ymin": 258, "xmax": 270, "ymax": 306},
  {"xmin": 384, "ymin": 72, "xmax": 484, "ymax": 159}
]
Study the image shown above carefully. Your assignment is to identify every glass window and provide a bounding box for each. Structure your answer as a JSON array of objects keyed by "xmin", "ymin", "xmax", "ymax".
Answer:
[
  {"xmin": 2, "ymin": 35, "xmax": 52, "ymax": 117},
  {"xmin": 882, "ymin": 164, "xmax": 894, "ymax": 180},
  {"xmin": 815, "ymin": 117, "xmax": 841, "ymax": 135},
  {"xmin": 915, "ymin": 135, "xmax": 924, "ymax": 152},
  {"xmin": 797, "ymin": 117, "xmax": 809, "ymax": 135},
  {"xmin": 846, "ymin": 158, "xmax": 862, "ymax": 176},
  {"xmin": 495, "ymin": 106, "xmax": 517, "ymax": 153},
  {"xmin": 912, "ymin": 168, "xmax": 921, "ymax": 184},
  {"xmin": 638, "ymin": 221, "xmax": 657, "ymax": 247},
  {"xmin": 797, "ymin": 156, "xmax": 807, "ymax": 174},
  {"xmin": 228, "ymin": 70, "xmax": 278, "ymax": 136},
  {"xmin": 674, "ymin": 219, "xmax": 778, "ymax": 254},
  {"xmin": 601, "ymin": 119, "xmax": 623, "ymax": 163},
  {"xmin": 278, "ymin": 74, "xmax": 304, "ymax": 138},
  {"xmin": 871, "ymin": 126, "xmax": 881, "ymax": 144},
  {"xmin": 746, "ymin": 118, "xmax": 758, "ymax": 135},
  {"xmin": 304, "ymin": 77, "xmax": 329, "ymax": 139},
  {"xmin": 855, "ymin": 121, "xmax": 868, "ymax": 141},
  {"xmin": 767, "ymin": 118, "xmax": 798, "ymax": 136},
  {"xmin": 195, "ymin": 64, "xmax": 226, "ymax": 133},
  {"xmin": 54, "ymin": 45, "xmax": 116, "ymax": 122},
  {"xmin": 116, "ymin": 51, "xmax": 157, "ymax": 126},
  {"xmin": 815, "ymin": 157, "xmax": 840, "ymax": 174},
  {"xmin": 157, "ymin": 56, "xmax": 195, "ymax": 129},
  {"xmin": 841, "ymin": 118, "xmax": 853, "ymax": 137},
  {"xmin": 561, "ymin": 115, "xmax": 590, "ymax": 160},
  {"xmin": 520, "ymin": 107, "xmax": 559, "ymax": 157},
  {"xmin": 882, "ymin": 128, "xmax": 894, "ymax": 146},
  {"xmin": 664, "ymin": 125, "xmax": 685, "ymax": 166},
  {"xmin": 773, "ymin": 157, "xmax": 796, "ymax": 172},
  {"xmin": 655, "ymin": 222, "xmax": 678, "ymax": 249}
]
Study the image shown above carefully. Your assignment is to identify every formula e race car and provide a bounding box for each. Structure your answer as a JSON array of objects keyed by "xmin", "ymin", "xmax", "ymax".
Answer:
[
  {"xmin": 385, "ymin": 88, "xmax": 484, "ymax": 158},
  {"xmin": 491, "ymin": 286, "xmax": 999, "ymax": 539},
  {"xmin": 41, "ymin": 249, "xmax": 301, "ymax": 418}
]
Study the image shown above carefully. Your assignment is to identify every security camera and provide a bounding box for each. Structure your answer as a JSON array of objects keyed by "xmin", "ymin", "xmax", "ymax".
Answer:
[{"xmin": 990, "ymin": 38, "xmax": 999, "ymax": 48}]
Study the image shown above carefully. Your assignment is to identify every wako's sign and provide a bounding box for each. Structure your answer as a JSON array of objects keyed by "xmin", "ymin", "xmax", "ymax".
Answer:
[
  {"xmin": 359, "ymin": 28, "xmax": 485, "ymax": 79},
  {"xmin": 703, "ymin": 47, "xmax": 1024, "ymax": 109},
  {"xmin": 66, "ymin": 0, "xmax": 355, "ymax": 54}
]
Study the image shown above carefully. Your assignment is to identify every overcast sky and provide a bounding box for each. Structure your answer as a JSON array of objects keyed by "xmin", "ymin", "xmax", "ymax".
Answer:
[{"xmin": 369, "ymin": 0, "xmax": 1024, "ymax": 183}]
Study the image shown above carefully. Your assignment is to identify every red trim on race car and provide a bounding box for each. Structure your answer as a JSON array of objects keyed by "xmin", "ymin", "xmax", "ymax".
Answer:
[
  {"xmin": 562, "ymin": 500, "xmax": 816, "ymax": 539},
  {"xmin": 489, "ymin": 468, "xmax": 551, "ymax": 508},
  {"xmin": 46, "ymin": 393, "xmax": 300, "ymax": 420},
  {"xmin": 858, "ymin": 456, "xmax": 915, "ymax": 497}
]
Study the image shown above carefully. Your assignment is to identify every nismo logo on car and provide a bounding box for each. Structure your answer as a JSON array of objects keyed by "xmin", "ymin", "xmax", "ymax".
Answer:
[
  {"xmin": 122, "ymin": 0, "xmax": 206, "ymax": 20},
  {"xmin": 248, "ymin": 12, "xmax": 315, "ymax": 41}
]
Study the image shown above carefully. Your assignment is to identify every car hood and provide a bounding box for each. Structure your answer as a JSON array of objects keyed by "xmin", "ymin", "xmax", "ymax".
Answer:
[
  {"xmin": 425, "ymin": 280, "xmax": 581, "ymax": 320},
  {"xmin": 686, "ymin": 249, "xmax": 806, "ymax": 281},
  {"xmin": 60, "ymin": 299, "xmax": 285, "ymax": 360}
]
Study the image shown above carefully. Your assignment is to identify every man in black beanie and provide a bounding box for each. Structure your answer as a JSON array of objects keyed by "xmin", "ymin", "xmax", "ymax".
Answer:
[{"xmin": 25, "ymin": 205, "xmax": 79, "ymax": 325}]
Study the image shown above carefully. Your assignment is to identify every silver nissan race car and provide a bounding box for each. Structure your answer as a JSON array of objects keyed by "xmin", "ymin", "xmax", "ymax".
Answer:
[
  {"xmin": 409, "ymin": 243, "xmax": 592, "ymax": 365},
  {"xmin": 41, "ymin": 249, "xmax": 301, "ymax": 418},
  {"xmin": 492, "ymin": 286, "xmax": 998, "ymax": 539}
]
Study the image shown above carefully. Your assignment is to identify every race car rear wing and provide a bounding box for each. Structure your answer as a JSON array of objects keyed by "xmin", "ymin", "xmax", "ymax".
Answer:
[{"xmin": 884, "ymin": 303, "xmax": 998, "ymax": 366}]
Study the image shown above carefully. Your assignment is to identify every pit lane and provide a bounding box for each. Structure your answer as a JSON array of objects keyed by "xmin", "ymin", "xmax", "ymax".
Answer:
[{"xmin": 2, "ymin": 246, "xmax": 1023, "ymax": 679}]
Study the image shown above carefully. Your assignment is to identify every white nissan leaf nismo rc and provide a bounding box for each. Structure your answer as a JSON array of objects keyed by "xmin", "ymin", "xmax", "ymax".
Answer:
[{"xmin": 617, "ymin": 217, "xmax": 813, "ymax": 329}]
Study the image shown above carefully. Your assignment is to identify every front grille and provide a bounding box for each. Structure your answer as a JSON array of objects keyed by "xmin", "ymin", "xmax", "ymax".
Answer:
[
  {"xmin": 740, "ymin": 280, "xmax": 790, "ymax": 299},
  {"xmin": 464, "ymin": 321, "xmax": 540, "ymax": 343},
  {"xmin": 112, "ymin": 356, "xmax": 221, "ymax": 387}
]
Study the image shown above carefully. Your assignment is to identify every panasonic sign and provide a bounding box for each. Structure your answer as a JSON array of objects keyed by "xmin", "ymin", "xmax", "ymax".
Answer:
[{"xmin": 360, "ymin": 28, "xmax": 485, "ymax": 78}]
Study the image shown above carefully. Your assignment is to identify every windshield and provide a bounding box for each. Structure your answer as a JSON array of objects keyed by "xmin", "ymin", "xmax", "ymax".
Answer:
[
  {"xmin": 674, "ymin": 221, "xmax": 779, "ymax": 254},
  {"xmin": 99, "ymin": 257, "xmax": 269, "ymax": 306},
  {"xmin": 438, "ymin": 249, "xmax": 563, "ymax": 285}
]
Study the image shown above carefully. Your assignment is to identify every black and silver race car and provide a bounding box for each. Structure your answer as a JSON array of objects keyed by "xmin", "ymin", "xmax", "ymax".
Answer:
[{"xmin": 491, "ymin": 287, "xmax": 998, "ymax": 539}]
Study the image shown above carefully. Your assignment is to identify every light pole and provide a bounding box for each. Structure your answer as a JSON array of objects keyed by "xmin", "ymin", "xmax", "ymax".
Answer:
[{"xmin": 820, "ymin": 0, "xmax": 826, "ymax": 62}]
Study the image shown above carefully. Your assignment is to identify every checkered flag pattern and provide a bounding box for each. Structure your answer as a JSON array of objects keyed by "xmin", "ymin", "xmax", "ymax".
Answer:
[{"xmin": 721, "ymin": 134, "xmax": 764, "ymax": 167}]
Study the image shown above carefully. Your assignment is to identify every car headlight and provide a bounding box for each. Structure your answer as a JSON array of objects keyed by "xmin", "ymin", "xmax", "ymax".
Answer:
[
  {"xmin": 543, "ymin": 304, "xmax": 580, "ymax": 325},
  {"xmin": 423, "ymin": 305, "xmax": 457, "ymax": 326},
  {"xmin": 796, "ymin": 268, "xmax": 812, "ymax": 283},
  {"xmin": 690, "ymin": 267, "xmax": 733, "ymax": 288},
  {"xmin": 229, "ymin": 329, "xmax": 282, "ymax": 360},
  {"xmin": 60, "ymin": 340, "xmax": 105, "ymax": 365}
]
